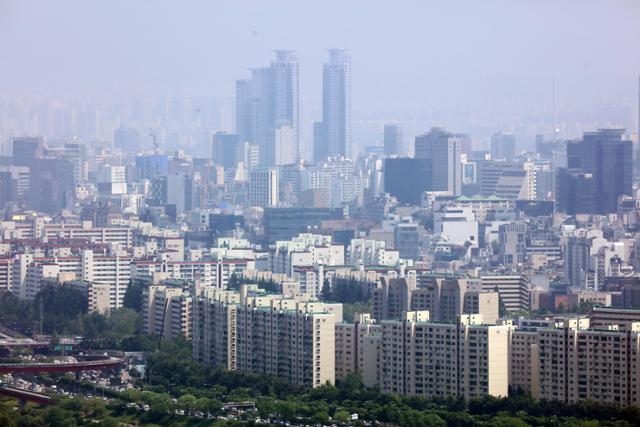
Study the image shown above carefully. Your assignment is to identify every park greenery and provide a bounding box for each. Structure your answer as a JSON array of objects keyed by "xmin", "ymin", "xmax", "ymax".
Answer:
[{"xmin": 2, "ymin": 337, "xmax": 640, "ymax": 426}]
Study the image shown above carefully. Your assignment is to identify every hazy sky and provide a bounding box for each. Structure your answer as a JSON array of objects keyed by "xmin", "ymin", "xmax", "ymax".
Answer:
[{"xmin": 2, "ymin": 0, "xmax": 639, "ymax": 118}]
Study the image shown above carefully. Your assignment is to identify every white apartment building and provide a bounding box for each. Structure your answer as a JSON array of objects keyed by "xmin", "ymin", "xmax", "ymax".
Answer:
[
  {"xmin": 11, "ymin": 250, "xmax": 132, "ymax": 308},
  {"xmin": 132, "ymin": 259, "xmax": 255, "ymax": 290},
  {"xmin": 271, "ymin": 233, "xmax": 344, "ymax": 279},
  {"xmin": 347, "ymin": 239, "xmax": 399, "ymax": 267}
]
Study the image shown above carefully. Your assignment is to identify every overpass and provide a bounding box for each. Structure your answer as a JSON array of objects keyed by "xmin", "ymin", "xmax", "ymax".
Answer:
[
  {"xmin": 0, "ymin": 385, "xmax": 53, "ymax": 405},
  {"xmin": 0, "ymin": 356, "xmax": 125, "ymax": 374}
]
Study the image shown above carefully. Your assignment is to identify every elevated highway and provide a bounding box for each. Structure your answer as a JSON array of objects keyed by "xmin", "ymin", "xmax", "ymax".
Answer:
[
  {"xmin": 0, "ymin": 385, "xmax": 53, "ymax": 405},
  {"xmin": 0, "ymin": 355, "xmax": 125, "ymax": 374}
]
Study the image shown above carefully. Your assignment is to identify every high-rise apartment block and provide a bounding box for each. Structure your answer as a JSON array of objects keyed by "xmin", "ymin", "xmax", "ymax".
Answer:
[
  {"xmin": 374, "ymin": 312, "xmax": 510, "ymax": 399},
  {"xmin": 143, "ymin": 279, "xmax": 192, "ymax": 340},
  {"xmin": 192, "ymin": 285, "xmax": 340, "ymax": 387}
]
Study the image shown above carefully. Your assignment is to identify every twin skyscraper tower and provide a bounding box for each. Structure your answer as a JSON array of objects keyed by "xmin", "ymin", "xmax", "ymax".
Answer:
[{"xmin": 235, "ymin": 49, "xmax": 351, "ymax": 167}]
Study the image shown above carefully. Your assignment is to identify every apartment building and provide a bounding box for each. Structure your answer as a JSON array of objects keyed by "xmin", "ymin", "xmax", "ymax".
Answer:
[
  {"xmin": 373, "ymin": 276, "xmax": 499, "ymax": 324},
  {"xmin": 371, "ymin": 276, "xmax": 415, "ymax": 321},
  {"xmin": 375, "ymin": 312, "xmax": 510, "ymax": 399},
  {"xmin": 347, "ymin": 239, "xmax": 399, "ymax": 267},
  {"xmin": 271, "ymin": 233, "xmax": 344, "ymax": 278},
  {"xmin": 192, "ymin": 288, "xmax": 241, "ymax": 371},
  {"xmin": 65, "ymin": 280, "xmax": 112, "ymax": 314},
  {"xmin": 192, "ymin": 285, "xmax": 340, "ymax": 387},
  {"xmin": 532, "ymin": 319, "xmax": 640, "ymax": 406},
  {"xmin": 2, "ymin": 220, "xmax": 133, "ymax": 247},
  {"xmin": 334, "ymin": 313, "xmax": 381, "ymax": 386},
  {"xmin": 11, "ymin": 250, "xmax": 132, "ymax": 308},
  {"xmin": 132, "ymin": 259, "xmax": 255, "ymax": 290},
  {"xmin": 0, "ymin": 257, "xmax": 12, "ymax": 291},
  {"xmin": 143, "ymin": 279, "xmax": 192, "ymax": 340}
]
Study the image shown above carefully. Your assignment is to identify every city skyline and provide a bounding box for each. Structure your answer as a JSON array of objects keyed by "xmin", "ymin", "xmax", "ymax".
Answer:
[{"xmin": 1, "ymin": 1, "xmax": 639, "ymax": 123}]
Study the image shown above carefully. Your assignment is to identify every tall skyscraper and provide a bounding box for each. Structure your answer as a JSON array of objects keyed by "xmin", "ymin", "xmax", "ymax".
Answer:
[
  {"xmin": 414, "ymin": 127, "xmax": 463, "ymax": 195},
  {"xmin": 235, "ymin": 51, "xmax": 299, "ymax": 167},
  {"xmin": 383, "ymin": 124, "xmax": 402, "ymax": 156},
  {"xmin": 490, "ymin": 132, "xmax": 516, "ymax": 161},
  {"xmin": 314, "ymin": 49, "xmax": 351, "ymax": 162},
  {"xmin": 557, "ymin": 129, "xmax": 632, "ymax": 214}
]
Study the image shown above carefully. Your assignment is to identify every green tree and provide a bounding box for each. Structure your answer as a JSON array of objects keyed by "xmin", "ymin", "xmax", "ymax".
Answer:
[
  {"xmin": 123, "ymin": 278, "xmax": 145, "ymax": 311},
  {"xmin": 334, "ymin": 409, "xmax": 350, "ymax": 424},
  {"xmin": 178, "ymin": 394, "xmax": 197, "ymax": 415},
  {"xmin": 311, "ymin": 410, "xmax": 330, "ymax": 425}
]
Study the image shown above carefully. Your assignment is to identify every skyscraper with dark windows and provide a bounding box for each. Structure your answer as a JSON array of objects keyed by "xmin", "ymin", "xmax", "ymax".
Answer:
[
  {"xmin": 556, "ymin": 129, "xmax": 632, "ymax": 214},
  {"xmin": 211, "ymin": 132, "xmax": 241, "ymax": 169},
  {"xmin": 235, "ymin": 51, "xmax": 299, "ymax": 167},
  {"xmin": 12, "ymin": 136, "xmax": 44, "ymax": 167},
  {"xmin": 384, "ymin": 158, "xmax": 432, "ymax": 205},
  {"xmin": 314, "ymin": 49, "xmax": 351, "ymax": 162}
]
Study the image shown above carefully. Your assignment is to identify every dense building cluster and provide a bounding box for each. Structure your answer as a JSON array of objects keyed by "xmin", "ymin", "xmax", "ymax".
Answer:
[{"xmin": 1, "ymin": 49, "xmax": 640, "ymax": 409}]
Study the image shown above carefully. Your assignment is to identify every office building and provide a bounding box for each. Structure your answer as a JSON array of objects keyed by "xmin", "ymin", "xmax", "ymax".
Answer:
[
  {"xmin": 263, "ymin": 207, "xmax": 344, "ymax": 243},
  {"xmin": 249, "ymin": 168, "xmax": 278, "ymax": 208},
  {"xmin": 135, "ymin": 154, "xmax": 169, "ymax": 181},
  {"xmin": 498, "ymin": 222, "xmax": 527, "ymax": 266},
  {"xmin": 114, "ymin": 126, "xmax": 141, "ymax": 155},
  {"xmin": 490, "ymin": 132, "xmax": 516, "ymax": 161},
  {"xmin": 28, "ymin": 157, "xmax": 75, "ymax": 213},
  {"xmin": 384, "ymin": 158, "xmax": 432, "ymax": 205},
  {"xmin": 480, "ymin": 275, "xmax": 530, "ymax": 313},
  {"xmin": 211, "ymin": 132, "xmax": 241, "ymax": 169},
  {"xmin": 97, "ymin": 165, "xmax": 127, "ymax": 196},
  {"xmin": 383, "ymin": 124, "xmax": 402, "ymax": 156},
  {"xmin": 314, "ymin": 49, "xmax": 351, "ymax": 161},
  {"xmin": 414, "ymin": 127, "xmax": 462, "ymax": 195},
  {"xmin": 557, "ymin": 129, "xmax": 632, "ymax": 214},
  {"xmin": 12, "ymin": 136, "xmax": 44, "ymax": 167}
]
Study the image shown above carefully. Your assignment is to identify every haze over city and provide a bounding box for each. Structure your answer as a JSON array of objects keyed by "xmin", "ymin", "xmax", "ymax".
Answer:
[
  {"xmin": 2, "ymin": 2, "xmax": 640, "ymax": 426},
  {"xmin": 2, "ymin": 0, "xmax": 639, "ymax": 154}
]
